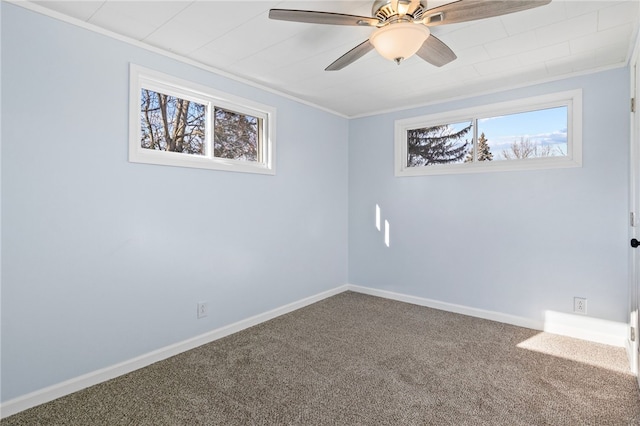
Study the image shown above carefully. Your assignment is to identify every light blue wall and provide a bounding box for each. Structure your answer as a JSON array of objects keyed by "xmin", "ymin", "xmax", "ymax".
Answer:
[
  {"xmin": 0, "ymin": 4, "xmax": 348, "ymax": 401},
  {"xmin": 349, "ymin": 68, "xmax": 630, "ymax": 324},
  {"xmin": 1, "ymin": 1, "xmax": 633, "ymax": 406}
]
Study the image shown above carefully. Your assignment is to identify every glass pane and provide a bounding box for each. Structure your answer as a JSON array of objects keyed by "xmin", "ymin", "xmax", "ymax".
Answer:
[
  {"xmin": 407, "ymin": 121, "xmax": 473, "ymax": 167},
  {"xmin": 477, "ymin": 106, "xmax": 568, "ymax": 162},
  {"xmin": 214, "ymin": 107, "xmax": 260, "ymax": 162},
  {"xmin": 140, "ymin": 89, "xmax": 206, "ymax": 155}
]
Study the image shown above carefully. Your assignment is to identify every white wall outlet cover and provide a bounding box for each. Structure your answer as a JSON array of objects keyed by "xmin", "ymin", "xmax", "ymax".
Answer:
[
  {"xmin": 197, "ymin": 302, "xmax": 208, "ymax": 319},
  {"xmin": 573, "ymin": 297, "xmax": 587, "ymax": 314}
]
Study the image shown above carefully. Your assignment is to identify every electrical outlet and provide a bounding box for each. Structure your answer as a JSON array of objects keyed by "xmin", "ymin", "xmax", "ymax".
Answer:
[
  {"xmin": 197, "ymin": 301, "xmax": 208, "ymax": 319},
  {"xmin": 573, "ymin": 297, "xmax": 587, "ymax": 314}
]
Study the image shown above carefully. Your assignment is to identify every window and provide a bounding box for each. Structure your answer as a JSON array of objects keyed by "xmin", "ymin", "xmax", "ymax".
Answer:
[
  {"xmin": 395, "ymin": 90, "xmax": 582, "ymax": 176},
  {"xmin": 129, "ymin": 64, "xmax": 276, "ymax": 174}
]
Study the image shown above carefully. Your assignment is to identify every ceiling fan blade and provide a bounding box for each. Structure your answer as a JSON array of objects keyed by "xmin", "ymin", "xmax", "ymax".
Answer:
[
  {"xmin": 421, "ymin": 0, "xmax": 551, "ymax": 26},
  {"xmin": 269, "ymin": 9, "xmax": 379, "ymax": 27},
  {"xmin": 325, "ymin": 40, "xmax": 374, "ymax": 71},
  {"xmin": 416, "ymin": 35, "xmax": 457, "ymax": 67}
]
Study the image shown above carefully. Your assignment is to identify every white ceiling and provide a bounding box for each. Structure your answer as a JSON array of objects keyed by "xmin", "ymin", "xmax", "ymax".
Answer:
[{"xmin": 22, "ymin": 0, "xmax": 640, "ymax": 117}]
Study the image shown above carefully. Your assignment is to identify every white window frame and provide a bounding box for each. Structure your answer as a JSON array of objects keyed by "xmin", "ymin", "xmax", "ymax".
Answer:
[
  {"xmin": 394, "ymin": 89, "xmax": 582, "ymax": 176},
  {"xmin": 129, "ymin": 64, "xmax": 276, "ymax": 175}
]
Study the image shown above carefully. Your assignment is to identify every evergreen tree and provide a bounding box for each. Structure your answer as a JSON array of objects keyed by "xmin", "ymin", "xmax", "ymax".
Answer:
[
  {"xmin": 407, "ymin": 123, "xmax": 472, "ymax": 167},
  {"xmin": 465, "ymin": 132, "xmax": 493, "ymax": 162}
]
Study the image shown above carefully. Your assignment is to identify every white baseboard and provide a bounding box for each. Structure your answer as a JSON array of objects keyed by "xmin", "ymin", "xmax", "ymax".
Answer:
[
  {"xmin": 543, "ymin": 310, "xmax": 627, "ymax": 347},
  {"xmin": 2, "ymin": 283, "xmax": 630, "ymax": 418},
  {"xmin": 0, "ymin": 285, "xmax": 349, "ymax": 419},
  {"xmin": 346, "ymin": 284, "xmax": 544, "ymax": 330},
  {"xmin": 346, "ymin": 284, "xmax": 628, "ymax": 348}
]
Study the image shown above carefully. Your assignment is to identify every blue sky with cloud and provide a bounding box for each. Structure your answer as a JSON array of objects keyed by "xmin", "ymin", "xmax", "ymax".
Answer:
[{"xmin": 478, "ymin": 106, "xmax": 568, "ymax": 157}]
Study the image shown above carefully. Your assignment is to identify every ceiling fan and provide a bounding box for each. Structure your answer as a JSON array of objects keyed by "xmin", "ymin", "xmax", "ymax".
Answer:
[{"xmin": 269, "ymin": 0, "xmax": 551, "ymax": 71}]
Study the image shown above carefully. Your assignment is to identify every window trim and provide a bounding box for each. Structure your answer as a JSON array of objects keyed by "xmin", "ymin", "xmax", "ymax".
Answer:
[
  {"xmin": 394, "ymin": 89, "xmax": 582, "ymax": 176},
  {"xmin": 129, "ymin": 64, "xmax": 276, "ymax": 175}
]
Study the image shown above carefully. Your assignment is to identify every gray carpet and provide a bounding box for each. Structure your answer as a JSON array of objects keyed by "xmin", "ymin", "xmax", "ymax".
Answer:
[{"xmin": 3, "ymin": 291, "xmax": 639, "ymax": 425}]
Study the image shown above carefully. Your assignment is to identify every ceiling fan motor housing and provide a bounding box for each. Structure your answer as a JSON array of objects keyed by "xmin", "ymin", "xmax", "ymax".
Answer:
[{"xmin": 372, "ymin": 0, "xmax": 427, "ymax": 22}]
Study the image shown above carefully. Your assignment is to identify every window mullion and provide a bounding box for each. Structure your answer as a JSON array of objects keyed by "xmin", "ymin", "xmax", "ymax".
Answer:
[
  {"xmin": 207, "ymin": 103, "xmax": 214, "ymax": 159},
  {"xmin": 473, "ymin": 118, "xmax": 478, "ymax": 163}
]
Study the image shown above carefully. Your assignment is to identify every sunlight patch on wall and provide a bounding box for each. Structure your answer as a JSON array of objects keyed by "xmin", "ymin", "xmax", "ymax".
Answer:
[
  {"xmin": 384, "ymin": 220, "xmax": 390, "ymax": 247},
  {"xmin": 375, "ymin": 204, "xmax": 390, "ymax": 247}
]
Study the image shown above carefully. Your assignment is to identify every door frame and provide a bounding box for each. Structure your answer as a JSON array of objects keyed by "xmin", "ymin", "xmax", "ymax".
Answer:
[{"xmin": 629, "ymin": 32, "xmax": 640, "ymax": 381}]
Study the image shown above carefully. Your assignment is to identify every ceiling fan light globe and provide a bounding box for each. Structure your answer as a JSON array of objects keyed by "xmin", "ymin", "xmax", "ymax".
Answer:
[{"xmin": 370, "ymin": 23, "xmax": 430, "ymax": 62}]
